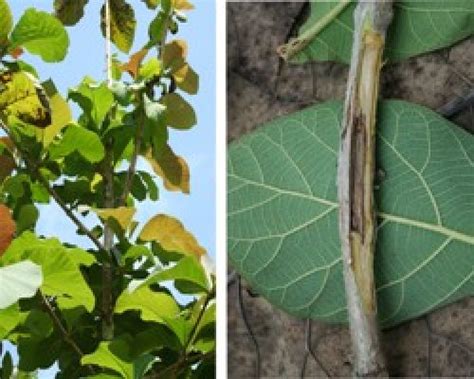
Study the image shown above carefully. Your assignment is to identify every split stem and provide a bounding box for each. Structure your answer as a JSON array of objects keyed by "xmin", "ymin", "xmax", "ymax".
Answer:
[{"xmin": 337, "ymin": 1, "xmax": 394, "ymax": 376}]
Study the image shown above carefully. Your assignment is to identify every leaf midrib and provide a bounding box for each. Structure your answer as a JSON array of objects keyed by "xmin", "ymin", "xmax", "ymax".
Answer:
[{"xmin": 228, "ymin": 173, "xmax": 474, "ymax": 246}]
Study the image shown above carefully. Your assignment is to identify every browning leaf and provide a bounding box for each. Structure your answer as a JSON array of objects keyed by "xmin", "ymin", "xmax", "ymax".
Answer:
[
  {"xmin": 146, "ymin": 144, "xmax": 190, "ymax": 194},
  {"xmin": 100, "ymin": 0, "xmax": 136, "ymax": 54},
  {"xmin": 0, "ymin": 205, "xmax": 15, "ymax": 256},
  {"xmin": 120, "ymin": 48, "xmax": 149, "ymax": 78}
]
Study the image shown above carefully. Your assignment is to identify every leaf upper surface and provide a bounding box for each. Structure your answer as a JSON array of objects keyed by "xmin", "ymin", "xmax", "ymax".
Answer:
[
  {"xmin": 0, "ymin": 0, "xmax": 12, "ymax": 45},
  {"xmin": 0, "ymin": 261, "xmax": 42, "ymax": 309},
  {"xmin": 2, "ymin": 232, "xmax": 96, "ymax": 311},
  {"xmin": 139, "ymin": 214, "xmax": 206, "ymax": 257},
  {"xmin": 293, "ymin": 0, "xmax": 474, "ymax": 64},
  {"xmin": 10, "ymin": 8, "xmax": 69, "ymax": 62},
  {"xmin": 228, "ymin": 100, "xmax": 474, "ymax": 327}
]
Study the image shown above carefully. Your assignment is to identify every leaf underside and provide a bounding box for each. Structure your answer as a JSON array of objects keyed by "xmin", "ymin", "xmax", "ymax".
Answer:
[
  {"xmin": 228, "ymin": 100, "xmax": 474, "ymax": 328},
  {"xmin": 293, "ymin": 0, "xmax": 474, "ymax": 64}
]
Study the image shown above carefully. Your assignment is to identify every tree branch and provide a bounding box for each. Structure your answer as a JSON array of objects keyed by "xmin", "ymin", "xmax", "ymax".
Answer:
[
  {"xmin": 120, "ymin": 7, "xmax": 171, "ymax": 206},
  {"xmin": 277, "ymin": 0, "xmax": 352, "ymax": 61},
  {"xmin": 337, "ymin": 1, "xmax": 394, "ymax": 376},
  {"xmin": 147, "ymin": 351, "xmax": 215, "ymax": 379},
  {"xmin": 39, "ymin": 293, "xmax": 95, "ymax": 375},
  {"xmin": 120, "ymin": 110, "xmax": 145, "ymax": 205},
  {"xmin": 0, "ymin": 120, "xmax": 107, "ymax": 253},
  {"xmin": 184, "ymin": 287, "xmax": 215, "ymax": 353},
  {"xmin": 101, "ymin": 139, "xmax": 115, "ymax": 341}
]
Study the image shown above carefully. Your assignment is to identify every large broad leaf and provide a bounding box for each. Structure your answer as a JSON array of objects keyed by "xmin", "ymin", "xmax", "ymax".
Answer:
[
  {"xmin": 54, "ymin": 0, "xmax": 89, "ymax": 26},
  {"xmin": 0, "ymin": 0, "xmax": 12, "ymax": 46},
  {"xmin": 293, "ymin": 0, "xmax": 474, "ymax": 64},
  {"xmin": 1, "ymin": 232, "xmax": 96, "ymax": 311},
  {"xmin": 228, "ymin": 100, "xmax": 474, "ymax": 328},
  {"xmin": 48, "ymin": 124, "xmax": 105, "ymax": 163},
  {"xmin": 141, "ymin": 256, "xmax": 211, "ymax": 293},
  {"xmin": 0, "ymin": 261, "xmax": 42, "ymax": 309},
  {"xmin": 0, "ymin": 304, "xmax": 19, "ymax": 338},
  {"xmin": 100, "ymin": 0, "xmax": 136, "ymax": 54},
  {"xmin": 115, "ymin": 285, "xmax": 180, "ymax": 324},
  {"xmin": 10, "ymin": 8, "xmax": 69, "ymax": 62},
  {"xmin": 69, "ymin": 79, "xmax": 114, "ymax": 129}
]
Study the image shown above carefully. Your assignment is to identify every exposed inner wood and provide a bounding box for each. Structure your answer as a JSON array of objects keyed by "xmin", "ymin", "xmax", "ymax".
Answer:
[
  {"xmin": 350, "ymin": 31, "xmax": 383, "ymax": 315},
  {"xmin": 338, "ymin": 2, "xmax": 393, "ymax": 376}
]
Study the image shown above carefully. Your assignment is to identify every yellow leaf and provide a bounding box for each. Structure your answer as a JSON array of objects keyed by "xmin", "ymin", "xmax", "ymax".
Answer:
[
  {"xmin": 139, "ymin": 214, "xmax": 205, "ymax": 257},
  {"xmin": 173, "ymin": 0, "xmax": 194, "ymax": 11},
  {"xmin": 172, "ymin": 63, "xmax": 198, "ymax": 95},
  {"xmin": 162, "ymin": 40, "xmax": 187, "ymax": 70},
  {"xmin": 38, "ymin": 80, "xmax": 72, "ymax": 146},
  {"xmin": 146, "ymin": 145, "xmax": 190, "ymax": 194},
  {"xmin": 96, "ymin": 207, "xmax": 136, "ymax": 230},
  {"xmin": 0, "ymin": 71, "xmax": 51, "ymax": 128},
  {"xmin": 0, "ymin": 204, "xmax": 15, "ymax": 256}
]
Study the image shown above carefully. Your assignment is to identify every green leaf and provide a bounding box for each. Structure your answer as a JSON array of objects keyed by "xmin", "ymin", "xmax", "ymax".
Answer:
[
  {"xmin": 54, "ymin": 0, "xmax": 89, "ymax": 26},
  {"xmin": 69, "ymin": 79, "xmax": 114, "ymax": 129},
  {"xmin": 131, "ymin": 325, "xmax": 182, "ymax": 356},
  {"xmin": 2, "ymin": 232, "xmax": 96, "ymax": 311},
  {"xmin": 139, "ymin": 171, "xmax": 159, "ymax": 201},
  {"xmin": 16, "ymin": 203, "xmax": 39, "ymax": 233},
  {"xmin": 133, "ymin": 354, "xmax": 155, "ymax": 379},
  {"xmin": 49, "ymin": 124, "xmax": 105, "ymax": 163},
  {"xmin": 148, "ymin": 12, "xmax": 168, "ymax": 47},
  {"xmin": 101, "ymin": 0, "xmax": 136, "ymax": 53},
  {"xmin": 10, "ymin": 8, "xmax": 69, "ymax": 62},
  {"xmin": 161, "ymin": 93, "xmax": 196, "ymax": 129},
  {"xmin": 141, "ymin": 256, "xmax": 210, "ymax": 293},
  {"xmin": 1, "ymin": 351, "xmax": 13, "ymax": 379},
  {"xmin": 139, "ymin": 58, "xmax": 162, "ymax": 80},
  {"xmin": 115, "ymin": 285, "xmax": 180, "ymax": 324},
  {"xmin": 0, "ymin": 0, "xmax": 12, "ymax": 46},
  {"xmin": 191, "ymin": 302, "xmax": 215, "ymax": 353},
  {"xmin": 0, "ymin": 261, "xmax": 42, "ymax": 309},
  {"xmin": 81, "ymin": 339, "xmax": 133, "ymax": 378},
  {"xmin": 228, "ymin": 100, "xmax": 474, "ymax": 328},
  {"xmin": 293, "ymin": 0, "xmax": 474, "ymax": 64},
  {"xmin": 0, "ymin": 304, "xmax": 20, "ymax": 338}
]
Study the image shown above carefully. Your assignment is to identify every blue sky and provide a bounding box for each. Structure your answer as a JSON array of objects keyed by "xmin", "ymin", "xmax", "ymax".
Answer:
[{"xmin": 2, "ymin": 1, "xmax": 216, "ymax": 377}]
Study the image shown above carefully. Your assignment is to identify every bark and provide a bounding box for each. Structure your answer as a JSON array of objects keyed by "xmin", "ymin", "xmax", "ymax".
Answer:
[{"xmin": 337, "ymin": 1, "xmax": 394, "ymax": 376}]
